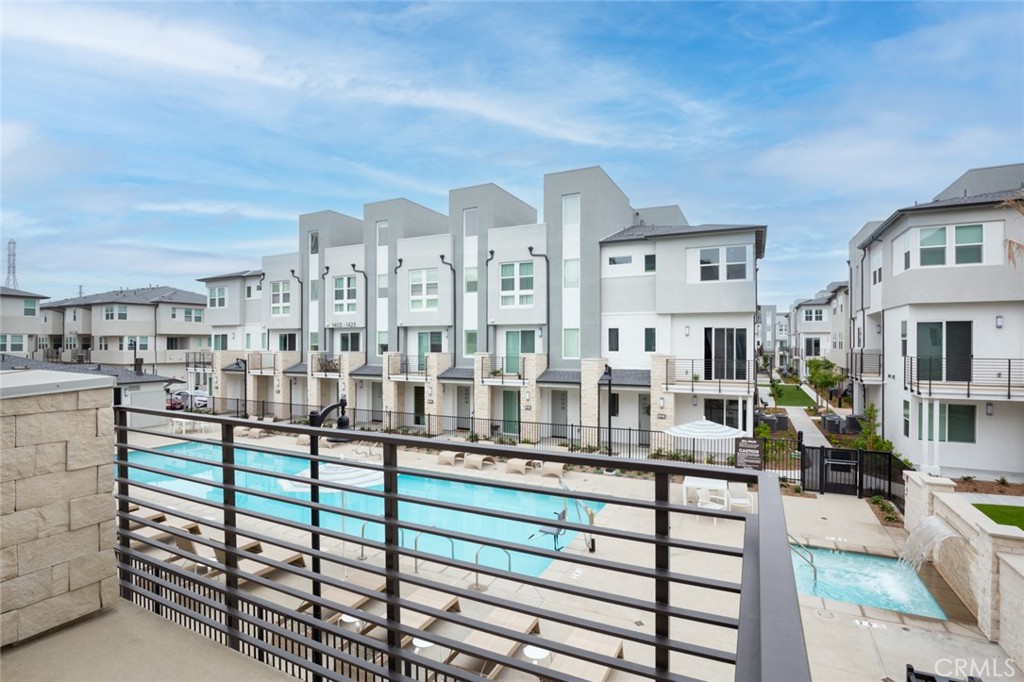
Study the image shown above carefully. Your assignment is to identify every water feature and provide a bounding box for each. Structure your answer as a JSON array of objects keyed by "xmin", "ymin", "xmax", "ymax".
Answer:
[{"xmin": 900, "ymin": 515, "xmax": 960, "ymax": 572}]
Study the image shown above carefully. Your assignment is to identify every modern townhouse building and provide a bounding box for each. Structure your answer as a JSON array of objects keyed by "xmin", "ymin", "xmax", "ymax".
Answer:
[
  {"xmin": 757, "ymin": 304, "xmax": 778, "ymax": 357},
  {"xmin": 0, "ymin": 286, "xmax": 48, "ymax": 357},
  {"xmin": 776, "ymin": 311, "xmax": 790, "ymax": 370},
  {"xmin": 825, "ymin": 281, "xmax": 849, "ymax": 375},
  {"xmin": 40, "ymin": 286, "xmax": 212, "ymax": 386},
  {"xmin": 202, "ymin": 166, "xmax": 767, "ymax": 441},
  {"xmin": 789, "ymin": 294, "xmax": 832, "ymax": 378},
  {"xmin": 847, "ymin": 163, "xmax": 1024, "ymax": 480}
]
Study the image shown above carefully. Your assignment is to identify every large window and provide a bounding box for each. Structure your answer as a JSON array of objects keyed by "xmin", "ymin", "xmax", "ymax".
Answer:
[
  {"xmin": 23, "ymin": 300, "xmax": 36, "ymax": 316},
  {"xmin": 410, "ymin": 269, "xmax": 439, "ymax": 310},
  {"xmin": 804, "ymin": 337, "xmax": 821, "ymax": 357},
  {"xmin": 278, "ymin": 333, "xmax": 297, "ymax": 351},
  {"xmin": 920, "ymin": 227, "xmax": 946, "ymax": 266},
  {"xmin": 563, "ymin": 328, "xmax": 580, "ymax": 359},
  {"xmin": 376, "ymin": 220, "xmax": 389, "ymax": 246},
  {"xmin": 333, "ymin": 276, "xmax": 357, "ymax": 313},
  {"xmin": 700, "ymin": 246, "xmax": 746, "ymax": 281},
  {"xmin": 725, "ymin": 246, "xmax": 746, "ymax": 279},
  {"xmin": 463, "ymin": 207, "xmax": 479, "ymax": 237},
  {"xmin": 121, "ymin": 336, "xmax": 148, "ymax": 351},
  {"xmin": 465, "ymin": 267, "xmax": 478, "ymax": 293},
  {"xmin": 172, "ymin": 307, "xmax": 203, "ymax": 322},
  {"xmin": 271, "ymin": 281, "xmax": 290, "ymax": 316},
  {"xmin": 464, "ymin": 330, "xmax": 477, "ymax": 356},
  {"xmin": 562, "ymin": 193, "xmax": 580, "ymax": 228},
  {"xmin": 209, "ymin": 287, "xmax": 227, "ymax": 308},
  {"xmin": 337, "ymin": 332, "xmax": 360, "ymax": 352},
  {"xmin": 377, "ymin": 331, "xmax": 389, "ymax": 355},
  {"xmin": 699, "ymin": 248, "xmax": 719, "ymax": 281},
  {"xmin": 0, "ymin": 335, "xmax": 24, "ymax": 352},
  {"xmin": 955, "ymin": 224, "xmax": 983, "ymax": 264},
  {"xmin": 608, "ymin": 327, "xmax": 619, "ymax": 352},
  {"xmin": 644, "ymin": 327, "xmax": 656, "ymax": 352},
  {"xmin": 918, "ymin": 404, "xmax": 976, "ymax": 443},
  {"xmin": 563, "ymin": 259, "xmax": 580, "ymax": 288},
  {"xmin": 500, "ymin": 261, "xmax": 533, "ymax": 307},
  {"xmin": 803, "ymin": 308, "xmax": 823, "ymax": 322},
  {"xmin": 705, "ymin": 327, "xmax": 748, "ymax": 380},
  {"xmin": 104, "ymin": 304, "xmax": 128, "ymax": 320},
  {"xmin": 309, "ymin": 231, "xmax": 319, "ymax": 254},
  {"xmin": 213, "ymin": 334, "xmax": 227, "ymax": 350},
  {"xmin": 377, "ymin": 274, "xmax": 388, "ymax": 299}
]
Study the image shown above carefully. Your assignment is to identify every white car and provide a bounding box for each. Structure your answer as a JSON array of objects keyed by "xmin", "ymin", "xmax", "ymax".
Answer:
[{"xmin": 172, "ymin": 389, "xmax": 210, "ymax": 409}]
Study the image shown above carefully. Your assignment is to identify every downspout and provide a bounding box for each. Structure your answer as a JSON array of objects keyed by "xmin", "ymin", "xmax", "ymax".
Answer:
[
  {"xmin": 290, "ymin": 269, "xmax": 304, "ymax": 364},
  {"xmin": 320, "ymin": 265, "xmax": 330, "ymax": 353},
  {"xmin": 393, "ymin": 259, "xmax": 404, "ymax": 354},
  {"xmin": 483, "ymin": 250, "xmax": 495, "ymax": 352},
  {"xmin": 527, "ymin": 246, "xmax": 550, "ymax": 355},
  {"xmin": 440, "ymin": 254, "xmax": 457, "ymax": 361},
  {"xmin": 351, "ymin": 263, "xmax": 368, "ymax": 351}
]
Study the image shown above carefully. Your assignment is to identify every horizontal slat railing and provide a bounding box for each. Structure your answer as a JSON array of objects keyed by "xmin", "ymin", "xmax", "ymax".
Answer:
[
  {"xmin": 904, "ymin": 356, "xmax": 1024, "ymax": 398},
  {"xmin": 114, "ymin": 406, "xmax": 810, "ymax": 682}
]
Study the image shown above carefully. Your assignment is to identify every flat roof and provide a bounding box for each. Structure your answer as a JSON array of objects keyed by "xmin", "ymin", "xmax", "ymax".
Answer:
[{"xmin": 0, "ymin": 369, "xmax": 115, "ymax": 399}]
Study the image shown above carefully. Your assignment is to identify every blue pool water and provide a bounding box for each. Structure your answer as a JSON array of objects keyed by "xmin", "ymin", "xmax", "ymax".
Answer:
[
  {"xmin": 791, "ymin": 546, "xmax": 946, "ymax": 620},
  {"xmin": 129, "ymin": 442, "xmax": 601, "ymax": 576}
]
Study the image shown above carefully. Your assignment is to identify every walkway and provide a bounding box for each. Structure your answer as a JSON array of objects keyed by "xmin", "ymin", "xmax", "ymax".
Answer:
[{"xmin": 785, "ymin": 406, "xmax": 831, "ymax": 447}]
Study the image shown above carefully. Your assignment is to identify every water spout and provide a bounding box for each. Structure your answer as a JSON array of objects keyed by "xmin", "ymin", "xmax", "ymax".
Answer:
[{"xmin": 899, "ymin": 516, "xmax": 959, "ymax": 572}]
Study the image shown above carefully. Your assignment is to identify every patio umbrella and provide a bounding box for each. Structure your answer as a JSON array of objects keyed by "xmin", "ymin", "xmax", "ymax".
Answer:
[{"xmin": 664, "ymin": 418, "xmax": 746, "ymax": 464}]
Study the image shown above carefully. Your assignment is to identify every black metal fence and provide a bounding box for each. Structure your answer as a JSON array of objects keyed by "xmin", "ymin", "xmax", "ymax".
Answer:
[
  {"xmin": 800, "ymin": 446, "xmax": 910, "ymax": 512},
  {"xmin": 115, "ymin": 406, "xmax": 811, "ymax": 682},
  {"xmin": 904, "ymin": 355, "xmax": 1024, "ymax": 398}
]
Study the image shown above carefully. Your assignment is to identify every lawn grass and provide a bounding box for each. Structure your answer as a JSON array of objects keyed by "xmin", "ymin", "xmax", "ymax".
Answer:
[
  {"xmin": 773, "ymin": 384, "xmax": 817, "ymax": 407},
  {"xmin": 974, "ymin": 504, "xmax": 1024, "ymax": 530}
]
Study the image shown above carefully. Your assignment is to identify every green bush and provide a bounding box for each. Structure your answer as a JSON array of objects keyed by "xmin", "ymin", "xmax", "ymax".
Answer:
[
  {"xmin": 998, "ymin": 476, "xmax": 1009, "ymax": 486},
  {"xmin": 754, "ymin": 422, "xmax": 772, "ymax": 440},
  {"xmin": 960, "ymin": 475, "xmax": 975, "ymax": 483}
]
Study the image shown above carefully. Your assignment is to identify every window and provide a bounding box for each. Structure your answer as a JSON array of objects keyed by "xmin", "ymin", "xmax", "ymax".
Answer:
[
  {"xmin": 803, "ymin": 309, "xmax": 823, "ymax": 322},
  {"xmin": 1, "ymin": 335, "xmax": 24, "ymax": 352},
  {"xmin": 96, "ymin": 337, "xmax": 109, "ymax": 351},
  {"xmin": 245, "ymin": 333, "xmax": 252, "ymax": 349},
  {"xmin": 903, "ymin": 233, "xmax": 911, "ymax": 271},
  {"xmin": 918, "ymin": 404, "xmax": 976, "ymax": 443},
  {"xmin": 213, "ymin": 334, "xmax": 228, "ymax": 350},
  {"xmin": 337, "ymin": 332, "xmax": 360, "ymax": 352},
  {"xmin": 377, "ymin": 331, "xmax": 389, "ymax": 355},
  {"xmin": 121, "ymin": 336, "xmax": 148, "ymax": 351},
  {"xmin": 271, "ymin": 281, "xmax": 290, "ymax": 315},
  {"xmin": 259, "ymin": 333, "xmax": 267, "ymax": 349},
  {"xmin": 609, "ymin": 393, "xmax": 620, "ymax": 418},
  {"xmin": 36, "ymin": 336, "xmax": 49, "ymax": 350},
  {"xmin": 174, "ymin": 307, "xmax": 203, "ymax": 322},
  {"xmin": 309, "ymin": 332, "xmax": 319, "ymax": 351},
  {"xmin": 72, "ymin": 309, "xmax": 77, "ymax": 322},
  {"xmin": 278, "ymin": 333, "xmax": 297, "ymax": 351},
  {"xmin": 903, "ymin": 400, "xmax": 910, "ymax": 437},
  {"xmin": 116, "ymin": 305, "xmax": 127, "ymax": 320},
  {"xmin": 209, "ymin": 287, "xmax": 227, "ymax": 308},
  {"xmin": 644, "ymin": 327, "xmax": 656, "ymax": 352},
  {"xmin": 410, "ymin": 269, "xmax": 439, "ymax": 310},
  {"xmin": 901, "ymin": 320, "xmax": 908, "ymax": 357},
  {"xmin": 608, "ymin": 255, "xmax": 632, "ymax": 265},
  {"xmin": 23, "ymin": 300, "xmax": 36, "ymax": 316},
  {"xmin": 376, "ymin": 220, "xmax": 388, "ymax": 246},
  {"xmin": 309, "ymin": 280, "xmax": 319, "ymax": 302},
  {"xmin": 105, "ymin": 305, "xmax": 115, "ymax": 320},
  {"xmin": 464, "ymin": 330, "xmax": 477, "ymax": 356},
  {"xmin": 562, "ymin": 193, "xmax": 580, "ymax": 228},
  {"xmin": 465, "ymin": 267, "xmax": 478, "ymax": 293},
  {"xmin": 805, "ymin": 338, "xmax": 821, "ymax": 357},
  {"xmin": 563, "ymin": 259, "xmax": 580, "ymax": 288},
  {"xmin": 955, "ymin": 224, "xmax": 983, "ymax": 264},
  {"xmin": 333, "ymin": 276, "xmax": 357, "ymax": 312},
  {"xmin": 246, "ymin": 284, "xmax": 258, "ymax": 299},
  {"xmin": 500, "ymin": 261, "xmax": 533, "ymax": 307},
  {"xmin": 65, "ymin": 336, "xmax": 77, "ymax": 350},
  {"xmin": 920, "ymin": 227, "xmax": 946, "ymax": 266},
  {"xmin": 699, "ymin": 248, "xmax": 719, "ymax": 281},
  {"xmin": 309, "ymin": 231, "xmax": 319, "ymax": 254},
  {"xmin": 644, "ymin": 254, "xmax": 656, "ymax": 272},
  {"xmin": 377, "ymin": 274, "xmax": 388, "ymax": 299},
  {"xmin": 563, "ymin": 328, "xmax": 580, "ymax": 359},
  {"xmin": 463, "ymin": 207, "xmax": 479, "ymax": 237},
  {"xmin": 725, "ymin": 246, "xmax": 746, "ymax": 280},
  {"xmin": 608, "ymin": 327, "xmax": 619, "ymax": 352}
]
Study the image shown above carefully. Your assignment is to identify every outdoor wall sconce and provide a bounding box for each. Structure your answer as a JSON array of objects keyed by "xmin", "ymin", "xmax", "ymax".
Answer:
[
  {"xmin": 525, "ymin": 390, "xmax": 531, "ymax": 401},
  {"xmin": 358, "ymin": 380, "xmax": 364, "ymax": 388},
  {"xmin": 427, "ymin": 386, "xmax": 433, "ymax": 397},
  {"xmin": 692, "ymin": 395, "xmax": 698, "ymax": 406},
  {"xmin": 658, "ymin": 397, "xmax": 665, "ymax": 409},
  {"xmin": 986, "ymin": 403, "xmax": 994, "ymax": 416},
  {"xmin": 875, "ymin": 324, "xmax": 881, "ymax": 334},
  {"xmin": 684, "ymin": 325, "xmax": 690, "ymax": 336},
  {"xmin": 996, "ymin": 315, "xmax": 1004, "ymax": 329}
]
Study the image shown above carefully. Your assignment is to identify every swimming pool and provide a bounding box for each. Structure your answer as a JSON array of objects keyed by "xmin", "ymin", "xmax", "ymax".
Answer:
[
  {"xmin": 128, "ymin": 442, "xmax": 601, "ymax": 577},
  {"xmin": 791, "ymin": 546, "xmax": 946, "ymax": 620}
]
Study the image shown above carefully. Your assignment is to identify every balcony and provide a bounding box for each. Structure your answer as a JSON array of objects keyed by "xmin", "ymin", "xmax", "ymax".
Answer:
[
  {"xmin": 663, "ymin": 358, "xmax": 756, "ymax": 396},
  {"xmin": 185, "ymin": 352, "xmax": 213, "ymax": 373},
  {"xmin": 848, "ymin": 351, "xmax": 883, "ymax": 384},
  {"xmin": 310, "ymin": 351, "xmax": 341, "ymax": 377},
  {"xmin": 388, "ymin": 354, "xmax": 428, "ymax": 382},
  {"xmin": 480, "ymin": 355, "xmax": 526, "ymax": 386},
  {"xmin": 114, "ymin": 406, "xmax": 811, "ymax": 682},
  {"xmin": 247, "ymin": 352, "xmax": 277, "ymax": 374},
  {"xmin": 904, "ymin": 356, "xmax": 1024, "ymax": 399}
]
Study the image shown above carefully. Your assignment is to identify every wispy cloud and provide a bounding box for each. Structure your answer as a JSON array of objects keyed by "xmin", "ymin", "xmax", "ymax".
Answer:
[{"xmin": 136, "ymin": 201, "xmax": 298, "ymax": 222}]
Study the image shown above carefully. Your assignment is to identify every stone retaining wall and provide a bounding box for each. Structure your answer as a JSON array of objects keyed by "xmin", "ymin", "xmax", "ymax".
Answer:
[{"xmin": 1, "ymin": 370, "xmax": 118, "ymax": 646}]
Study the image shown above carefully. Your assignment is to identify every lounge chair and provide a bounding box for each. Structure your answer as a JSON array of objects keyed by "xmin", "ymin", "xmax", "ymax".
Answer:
[
  {"xmin": 357, "ymin": 586, "xmax": 461, "ymax": 646},
  {"xmin": 174, "ymin": 531, "xmax": 305, "ymax": 581},
  {"xmin": 547, "ymin": 628, "xmax": 624, "ymax": 682},
  {"xmin": 464, "ymin": 454, "xmax": 496, "ymax": 470},
  {"xmin": 443, "ymin": 607, "xmax": 540, "ymax": 679},
  {"xmin": 505, "ymin": 458, "xmax": 528, "ymax": 474},
  {"xmin": 437, "ymin": 451, "xmax": 465, "ymax": 466},
  {"xmin": 129, "ymin": 514, "xmax": 199, "ymax": 549},
  {"xmin": 296, "ymin": 434, "xmax": 311, "ymax": 446},
  {"xmin": 727, "ymin": 481, "xmax": 754, "ymax": 512},
  {"xmin": 540, "ymin": 461, "xmax": 565, "ymax": 478}
]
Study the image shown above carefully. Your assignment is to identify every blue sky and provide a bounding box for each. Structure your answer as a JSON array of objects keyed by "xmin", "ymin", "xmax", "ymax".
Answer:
[{"xmin": 2, "ymin": 2, "xmax": 1022, "ymax": 309}]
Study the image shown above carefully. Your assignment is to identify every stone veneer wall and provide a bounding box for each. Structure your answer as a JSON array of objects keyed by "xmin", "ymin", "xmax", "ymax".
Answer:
[
  {"xmin": 998, "ymin": 554, "xmax": 1024, "ymax": 669},
  {"xmin": 1, "ymin": 376, "xmax": 118, "ymax": 646}
]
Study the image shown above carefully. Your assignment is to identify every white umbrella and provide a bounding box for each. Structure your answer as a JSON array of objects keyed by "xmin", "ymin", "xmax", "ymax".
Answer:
[{"xmin": 664, "ymin": 417, "xmax": 745, "ymax": 439}]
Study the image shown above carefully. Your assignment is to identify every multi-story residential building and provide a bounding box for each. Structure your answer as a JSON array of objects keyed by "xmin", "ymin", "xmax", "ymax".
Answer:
[
  {"xmin": 847, "ymin": 163, "xmax": 1024, "ymax": 480},
  {"xmin": 202, "ymin": 166, "xmax": 767, "ymax": 439},
  {"xmin": 789, "ymin": 294, "xmax": 832, "ymax": 378},
  {"xmin": 39, "ymin": 286, "xmax": 212, "ymax": 386},
  {"xmin": 756, "ymin": 304, "xmax": 777, "ymax": 357},
  {"xmin": 0, "ymin": 286, "xmax": 48, "ymax": 357},
  {"xmin": 825, "ymin": 281, "xmax": 849, "ymax": 375},
  {"xmin": 775, "ymin": 311, "xmax": 790, "ymax": 371}
]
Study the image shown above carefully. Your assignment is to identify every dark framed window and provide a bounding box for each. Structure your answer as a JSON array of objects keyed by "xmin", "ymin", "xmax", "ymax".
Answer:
[
  {"xmin": 644, "ymin": 254, "xmax": 656, "ymax": 272},
  {"xmin": 644, "ymin": 327, "xmax": 656, "ymax": 352},
  {"xmin": 608, "ymin": 328, "xmax": 619, "ymax": 352}
]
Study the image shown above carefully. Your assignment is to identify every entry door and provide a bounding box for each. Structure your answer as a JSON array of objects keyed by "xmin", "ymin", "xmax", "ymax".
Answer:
[
  {"xmin": 371, "ymin": 382, "xmax": 383, "ymax": 422},
  {"xmin": 704, "ymin": 328, "xmax": 748, "ymax": 380},
  {"xmin": 505, "ymin": 330, "xmax": 535, "ymax": 375},
  {"xmin": 502, "ymin": 390, "xmax": 520, "ymax": 436},
  {"xmin": 946, "ymin": 321, "xmax": 972, "ymax": 382},
  {"xmin": 413, "ymin": 386, "xmax": 426, "ymax": 426},
  {"xmin": 916, "ymin": 323, "xmax": 943, "ymax": 380},
  {"xmin": 638, "ymin": 394, "xmax": 651, "ymax": 446},
  {"xmin": 456, "ymin": 386, "xmax": 471, "ymax": 430},
  {"xmin": 551, "ymin": 389, "xmax": 568, "ymax": 438},
  {"xmin": 416, "ymin": 331, "xmax": 442, "ymax": 372}
]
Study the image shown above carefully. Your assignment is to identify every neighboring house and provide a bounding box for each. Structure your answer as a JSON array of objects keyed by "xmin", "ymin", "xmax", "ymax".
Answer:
[
  {"xmin": 825, "ymin": 281, "xmax": 849, "ymax": 375},
  {"xmin": 40, "ymin": 286, "xmax": 212, "ymax": 387},
  {"xmin": 757, "ymin": 304, "xmax": 777, "ymax": 355},
  {"xmin": 0, "ymin": 286, "xmax": 48, "ymax": 357},
  {"xmin": 847, "ymin": 163, "xmax": 1024, "ymax": 480},
  {"xmin": 202, "ymin": 166, "xmax": 767, "ymax": 437},
  {"xmin": 776, "ymin": 311, "xmax": 790, "ymax": 371},
  {"xmin": 789, "ymin": 295, "xmax": 832, "ymax": 378}
]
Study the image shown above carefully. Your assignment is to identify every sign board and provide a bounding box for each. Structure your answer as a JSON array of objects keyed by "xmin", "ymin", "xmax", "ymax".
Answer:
[{"xmin": 735, "ymin": 438, "xmax": 763, "ymax": 470}]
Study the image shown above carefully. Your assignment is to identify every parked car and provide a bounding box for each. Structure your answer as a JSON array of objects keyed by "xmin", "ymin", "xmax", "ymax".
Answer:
[
  {"xmin": 171, "ymin": 389, "xmax": 210, "ymax": 410},
  {"xmin": 165, "ymin": 395, "xmax": 184, "ymax": 411}
]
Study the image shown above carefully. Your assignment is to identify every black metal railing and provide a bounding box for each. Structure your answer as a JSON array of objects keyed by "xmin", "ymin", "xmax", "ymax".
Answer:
[
  {"xmin": 904, "ymin": 356, "xmax": 1024, "ymax": 398},
  {"xmin": 114, "ymin": 405, "xmax": 811, "ymax": 682},
  {"xmin": 311, "ymin": 352, "xmax": 340, "ymax": 375},
  {"xmin": 664, "ymin": 358, "xmax": 756, "ymax": 393},
  {"xmin": 800, "ymin": 446, "xmax": 910, "ymax": 512},
  {"xmin": 848, "ymin": 351, "xmax": 882, "ymax": 380},
  {"xmin": 247, "ymin": 352, "xmax": 278, "ymax": 372},
  {"xmin": 185, "ymin": 352, "xmax": 213, "ymax": 371},
  {"xmin": 480, "ymin": 355, "xmax": 525, "ymax": 383},
  {"xmin": 389, "ymin": 355, "xmax": 427, "ymax": 380}
]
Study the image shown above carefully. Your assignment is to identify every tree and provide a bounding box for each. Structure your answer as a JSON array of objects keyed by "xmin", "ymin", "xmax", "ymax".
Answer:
[
  {"xmin": 855, "ymin": 402, "xmax": 894, "ymax": 453},
  {"xmin": 806, "ymin": 358, "xmax": 841, "ymax": 410},
  {"xmin": 999, "ymin": 193, "xmax": 1024, "ymax": 267}
]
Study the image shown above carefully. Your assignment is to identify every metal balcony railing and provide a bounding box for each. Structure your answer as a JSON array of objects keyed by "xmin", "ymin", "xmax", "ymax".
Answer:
[
  {"xmin": 664, "ymin": 358, "xmax": 756, "ymax": 393},
  {"xmin": 185, "ymin": 352, "xmax": 213, "ymax": 371},
  {"xmin": 848, "ymin": 351, "xmax": 882, "ymax": 380},
  {"xmin": 114, "ymin": 406, "xmax": 811, "ymax": 682},
  {"xmin": 247, "ymin": 352, "xmax": 277, "ymax": 372},
  {"xmin": 388, "ymin": 355, "xmax": 427, "ymax": 380},
  {"xmin": 311, "ymin": 352, "xmax": 340, "ymax": 375},
  {"xmin": 904, "ymin": 356, "xmax": 1024, "ymax": 398},
  {"xmin": 480, "ymin": 355, "xmax": 525, "ymax": 383}
]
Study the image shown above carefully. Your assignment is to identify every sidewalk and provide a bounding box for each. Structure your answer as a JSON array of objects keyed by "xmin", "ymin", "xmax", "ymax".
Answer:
[
  {"xmin": 785, "ymin": 406, "xmax": 830, "ymax": 447},
  {"xmin": 797, "ymin": 382, "xmax": 852, "ymax": 416}
]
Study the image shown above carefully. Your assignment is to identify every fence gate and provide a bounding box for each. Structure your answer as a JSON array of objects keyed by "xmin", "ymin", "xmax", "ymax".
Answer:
[{"xmin": 821, "ymin": 448, "xmax": 859, "ymax": 495}]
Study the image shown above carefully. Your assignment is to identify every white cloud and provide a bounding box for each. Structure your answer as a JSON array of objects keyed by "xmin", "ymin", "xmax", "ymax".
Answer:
[
  {"xmin": 0, "ymin": 121, "xmax": 38, "ymax": 159},
  {"xmin": 135, "ymin": 201, "xmax": 298, "ymax": 222}
]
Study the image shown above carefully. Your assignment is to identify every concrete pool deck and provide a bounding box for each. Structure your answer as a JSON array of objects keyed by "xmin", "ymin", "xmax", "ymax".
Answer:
[{"xmin": 3, "ymin": 430, "xmax": 1018, "ymax": 681}]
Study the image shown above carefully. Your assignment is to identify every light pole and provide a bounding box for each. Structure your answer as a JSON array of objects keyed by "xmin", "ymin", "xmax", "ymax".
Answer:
[
  {"xmin": 236, "ymin": 357, "xmax": 248, "ymax": 418},
  {"xmin": 601, "ymin": 364, "xmax": 613, "ymax": 467},
  {"xmin": 128, "ymin": 339, "xmax": 138, "ymax": 374}
]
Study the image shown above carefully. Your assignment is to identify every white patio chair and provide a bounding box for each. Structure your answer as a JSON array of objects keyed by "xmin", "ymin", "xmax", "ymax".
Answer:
[
  {"xmin": 696, "ymin": 488, "xmax": 727, "ymax": 526},
  {"xmin": 728, "ymin": 482, "xmax": 754, "ymax": 513}
]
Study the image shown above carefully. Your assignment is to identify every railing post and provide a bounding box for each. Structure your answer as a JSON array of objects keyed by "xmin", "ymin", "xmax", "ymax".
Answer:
[
  {"xmin": 222, "ymin": 423, "xmax": 240, "ymax": 651},
  {"xmin": 1009, "ymin": 358, "xmax": 1013, "ymax": 400},
  {"xmin": 654, "ymin": 471, "xmax": 670, "ymax": 675},
  {"xmin": 306, "ymin": 409, "xmax": 323, "ymax": 681},
  {"xmin": 382, "ymin": 441, "xmax": 403, "ymax": 679},
  {"xmin": 114, "ymin": 395, "xmax": 132, "ymax": 601}
]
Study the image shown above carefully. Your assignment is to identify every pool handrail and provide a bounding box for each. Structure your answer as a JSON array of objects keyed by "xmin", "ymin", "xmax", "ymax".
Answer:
[{"xmin": 789, "ymin": 533, "xmax": 818, "ymax": 583}]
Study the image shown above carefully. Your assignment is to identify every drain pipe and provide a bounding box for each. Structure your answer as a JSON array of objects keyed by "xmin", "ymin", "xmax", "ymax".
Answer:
[
  {"xmin": 483, "ymin": 250, "xmax": 495, "ymax": 352},
  {"xmin": 320, "ymin": 266, "xmax": 330, "ymax": 355},
  {"xmin": 393, "ymin": 259, "xmax": 403, "ymax": 354},
  {"xmin": 440, "ymin": 254, "xmax": 457, "ymax": 360},
  {"xmin": 290, "ymin": 269, "xmax": 305, "ymax": 364},
  {"xmin": 527, "ymin": 246, "xmax": 550, "ymax": 355},
  {"xmin": 351, "ymin": 263, "xmax": 367, "ymax": 345}
]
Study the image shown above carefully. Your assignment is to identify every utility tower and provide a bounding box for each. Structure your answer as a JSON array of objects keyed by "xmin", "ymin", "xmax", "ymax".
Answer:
[{"xmin": 4, "ymin": 239, "xmax": 17, "ymax": 289}]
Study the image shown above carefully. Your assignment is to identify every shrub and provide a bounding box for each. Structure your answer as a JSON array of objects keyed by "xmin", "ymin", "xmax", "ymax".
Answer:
[
  {"xmin": 883, "ymin": 511, "xmax": 901, "ymax": 523},
  {"xmin": 466, "ymin": 432, "xmax": 480, "ymax": 443},
  {"xmin": 793, "ymin": 485, "xmax": 803, "ymax": 494},
  {"xmin": 960, "ymin": 475, "xmax": 975, "ymax": 483},
  {"xmin": 998, "ymin": 476, "xmax": 1009, "ymax": 486},
  {"xmin": 754, "ymin": 422, "xmax": 771, "ymax": 440},
  {"xmin": 869, "ymin": 494, "xmax": 884, "ymax": 506},
  {"xmin": 681, "ymin": 454, "xmax": 695, "ymax": 463}
]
